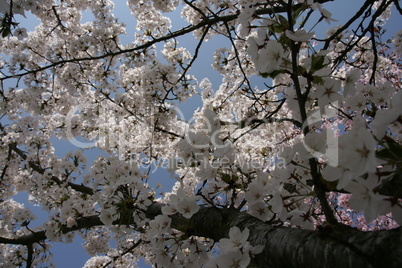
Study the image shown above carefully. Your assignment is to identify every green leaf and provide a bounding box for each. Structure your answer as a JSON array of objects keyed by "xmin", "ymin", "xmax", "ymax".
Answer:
[
  {"xmin": 271, "ymin": 24, "xmax": 284, "ymax": 33},
  {"xmin": 312, "ymin": 76, "xmax": 324, "ymax": 85},
  {"xmin": 1, "ymin": 26, "xmax": 11, "ymax": 37},
  {"xmin": 310, "ymin": 54, "xmax": 326, "ymax": 72},
  {"xmin": 283, "ymin": 182, "xmax": 297, "ymax": 194},
  {"xmin": 297, "ymin": 65, "xmax": 307, "ymax": 75},
  {"xmin": 259, "ymin": 69, "xmax": 285, "ymax": 79},
  {"xmin": 293, "ymin": 5, "xmax": 306, "ymax": 21},
  {"xmin": 277, "ymin": 15, "xmax": 289, "ymax": 29},
  {"xmin": 220, "ymin": 173, "xmax": 239, "ymax": 184},
  {"xmin": 221, "ymin": 173, "xmax": 232, "ymax": 184},
  {"xmin": 377, "ymin": 141, "xmax": 402, "ymax": 164}
]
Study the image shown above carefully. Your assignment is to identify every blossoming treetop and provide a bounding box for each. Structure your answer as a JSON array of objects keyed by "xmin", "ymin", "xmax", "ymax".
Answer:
[{"xmin": 0, "ymin": 0, "xmax": 401, "ymax": 267}]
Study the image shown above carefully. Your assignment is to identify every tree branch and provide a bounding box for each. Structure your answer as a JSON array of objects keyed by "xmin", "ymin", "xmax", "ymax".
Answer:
[
  {"xmin": 0, "ymin": 2, "xmax": 334, "ymax": 82},
  {"xmin": 8, "ymin": 143, "xmax": 94, "ymax": 195},
  {"xmin": 2, "ymin": 203, "xmax": 400, "ymax": 268},
  {"xmin": 287, "ymin": 1, "xmax": 338, "ymax": 225},
  {"xmin": 322, "ymin": 0, "xmax": 375, "ymax": 50}
]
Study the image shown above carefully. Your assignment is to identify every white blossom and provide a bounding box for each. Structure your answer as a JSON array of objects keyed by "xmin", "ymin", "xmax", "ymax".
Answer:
[
  {"xmin": 219, "ymin": 227, "xmax": 249, "ymax": 253},
  {"xmin": 99, "ymin": 207, "xmax": 119, "ymax": 226},
  {"xmin": 285, "ymin": 29, "xmax": 315, "ymax": 42},
  {"xmin": 0, "ymin": 1, "xmax": 400, "ymax": 267},
  {"xmin": 345, "ymin": 175, "xmax": 390, "ymax": 223},
  {"xmin": 215, "ymin": 250, "xmax": 250, "ymax": 268},
  {"xmin": 247, "ymin": 39, "xmax": 288, "ymax": 74}
]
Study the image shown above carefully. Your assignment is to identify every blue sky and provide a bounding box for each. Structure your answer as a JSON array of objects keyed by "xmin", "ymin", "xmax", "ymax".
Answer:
[{"xmin": 8, "ymin": 1, "xmax": 401, "ymax": 267}]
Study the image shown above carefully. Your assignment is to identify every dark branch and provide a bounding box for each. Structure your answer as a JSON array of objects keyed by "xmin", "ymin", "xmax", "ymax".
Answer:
[
  {"xmin": 0, "ymin": 2, "xmax": 334, "ymax": 82},
  {"xmin": 1, "ymin": 202, "xmax": 401, "ymax": 268},
  {"xmin": 8, "ymin": 143, "xmax": 94, "ymax": 195},
  {"xmin": 323, "ymin": 0, "xmax": 375, "ymax": 50}
]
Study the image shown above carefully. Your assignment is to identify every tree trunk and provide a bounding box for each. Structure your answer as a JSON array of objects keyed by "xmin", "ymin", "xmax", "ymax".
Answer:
[
  {"xmin": 2, "ymin": 203, "xmax": 401, "ymax": 268},
  {"xmin": 146, "ymin": 203, "xmax": 402, "ymax": 268}
]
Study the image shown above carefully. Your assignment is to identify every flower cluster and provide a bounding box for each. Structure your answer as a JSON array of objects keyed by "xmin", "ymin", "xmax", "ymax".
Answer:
[
  {"xmin": 162, "ymin": 188, "xmax": 200, "ymax": 219},
  {"xmin": 206, "ymin": 227, "xmax": 263, "ymax": 268},
  {"xmin": 0, "ymin": 0, "xmax": 401, "ymax": 267}
]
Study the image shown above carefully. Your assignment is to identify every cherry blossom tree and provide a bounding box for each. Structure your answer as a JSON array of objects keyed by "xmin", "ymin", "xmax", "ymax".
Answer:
[{"xmin": 0, "ymin": 0, "xmax": 401, "ymax": 267}]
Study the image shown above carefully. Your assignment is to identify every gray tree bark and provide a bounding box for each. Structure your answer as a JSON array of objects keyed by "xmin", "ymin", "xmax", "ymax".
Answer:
[{"xmin": 146, "ymin": 203, "xmax": 402, "ymax": 268}]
